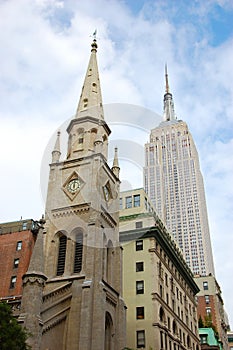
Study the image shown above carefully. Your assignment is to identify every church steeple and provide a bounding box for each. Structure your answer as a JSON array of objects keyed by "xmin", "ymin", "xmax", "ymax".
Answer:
[
  {"xmin": 76, "ymin": 36, "xmax": 104, "ymax": 120},
  {"xmin": 66, "ymin": 36, "xmax": 110, "ymax": 161},
  {"xmin": 163, "ymin": 64, "xmax": 176, "ymax": 121}
]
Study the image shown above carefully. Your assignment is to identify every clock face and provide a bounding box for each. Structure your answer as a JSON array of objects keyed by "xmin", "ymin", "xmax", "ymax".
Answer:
[{"xmin": 67, "ymin": 178, "xmax": 81, "ymax": 193}]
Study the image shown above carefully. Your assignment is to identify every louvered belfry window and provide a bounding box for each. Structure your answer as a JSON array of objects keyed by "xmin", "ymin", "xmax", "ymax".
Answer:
[
  {"xmin": 56, "ymin": 235, "xmax": 67, "ymax": 276},
  {"xmin": 74, "ymin": 233, "xmax": 83, "ymax": 273}
]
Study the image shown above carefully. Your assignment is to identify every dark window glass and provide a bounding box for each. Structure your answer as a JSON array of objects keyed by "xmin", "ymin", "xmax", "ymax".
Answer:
[
  {"xmin": 134, "ymin": 194, "xmax": 140, "ymax": 207},
  {"xmin": 135, "ymin": 221, "xmax": 143, "ymax": 229},
  {"xmin": 57, "ymin": 235, "xmax": 67, "ymax": 276},
  {"xmin": 14, "ymin": 258, "xmax": 19, "ymax": 268},
  {"xmin": 126, "ymin": 196, "xmax": 132, "ymax": 208},
  {"xmin": 136, "ymin": 307, "xmax": 144, "ymax": 319},
  {"xmin": 136, "ymin": 240, "xmax": 143, "ymax": 251},
  {"xmin": 74, "ymin": 233, "xmax": 83, "ymax": 273},
  {"xmin": 136, "ymin": 281, "xmax": 144, "ymax": 294},
  {"xmin": 137, "ymin": 330, "xmax": 145, "ymax": 348},
  {"xmin": 136, "ymin": 262, "xmax": 144, "ymax": 272},
  {"xmin": 16, "ymin": 241, "xmax": 22, "ymax": 251},
  {"xmin": 10, "ymin": 276, "xmax": 16, "ymax": 289}
]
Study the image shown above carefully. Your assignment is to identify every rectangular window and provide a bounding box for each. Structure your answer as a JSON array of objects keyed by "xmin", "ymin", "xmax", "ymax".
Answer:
[
  {"xmin": 136, "ymin": 262, "xmax": 144, "ymax": 272},
  {"xmin": 16, "ymin": 241, "xmax": 22, "ymax": 251},
  {"xmin": 133, "ymin": 194, "xmax": 140, "ymax": 207},
  {"xmin": 205, "ymin": 295, "xmax": 210, "ymax": 304},
  {"xmin": 136, "ymin": 240, "xmax": 143, "ymax": 251},
  {"xmin": 136, "ymin": 281, "xmax": 144, "ymax": 294},
  {"xmin": 125, "ymin": 196, "xmax": 132, "ymax": 208},
  {"xmin": 206, "ymin": 307, "xmax": 211, "ymax": 315},
  {"xmin": 200, "ymin": 335, "xmax": 208, "ymax": 344},
  {"xmin": 10, "ymin": 276, "xmax": 17, "ymax": 289},
  {"xmin": 14, "ymin": 258, "xmax": 19, "ymax": 268},
  {"xmin": 136, "ymin": 307, "xmax": 144, "ymax": 319},
  {"xmin": 135, "ymin": 221, "xmax": 143, "ymax": 229},
  {"xmin": 119, "ymin": 197, "xmax": 123, "ymax": 210},
  {"xmin": 137, "ymin": 330, "xmax": 145, "ymax": 348},
  {"xmin": 22, "ymin": 222, "xmax": 27, "ymax": 230},
  {"xmin": 203, "ymin": 281, "xmax": 208, "ymax": 290}
]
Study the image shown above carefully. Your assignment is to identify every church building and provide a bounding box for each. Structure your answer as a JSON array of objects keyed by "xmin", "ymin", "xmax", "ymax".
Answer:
[{"xmin": 19, "ymin": 37, "xmax": 126, "ymax": 350}]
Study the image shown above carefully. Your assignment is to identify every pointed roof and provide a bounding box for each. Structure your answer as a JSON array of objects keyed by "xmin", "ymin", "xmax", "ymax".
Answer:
[
  {"xmin": 52, "ymin": 131, "xmax": 61, "ymax": 162},
  {"xmin": 75, "ymin": 38, "xmax": 104, "ymax": 120},
  {"xmin": 163, "ymin": 64, "xmax": 176, "ymax": 122},
  {"xmin": 112, "ymin": 147, "xmax": 120, "ymax": 178}
]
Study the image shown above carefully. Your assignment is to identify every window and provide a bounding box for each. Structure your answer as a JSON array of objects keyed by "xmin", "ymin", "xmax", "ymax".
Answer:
[
  {"xmin": 134, "ymin": 194, "xmax": 140, "ymax": 207},
  {"xmin": 206, "ymin": 307, "xmax": 211, "ymax": 315},
  {"xmin": 57, "ymin": 235, "xmax": 67, "ymax": 276},
  {"xmin": 16, "ymin": 241, "xmax": 22, "ymax": 251},
  {"xmin": 10, "ymin": 276, "xmax": 17, "ymax": 289},
  {"xmin": 136, "ymin": 262, "xmax": 144, "ymax": 272},
  {"xmin": 136, "ymin": 240, "xmax": 143, "ymax": 251},
  {"xmin": 200, "ymin": 335, "xmax": 208, "ymax": 344},
  {"xmin": 14, "ymin": 258, "xmax": 19, "ymax": 268},
  {"xmin": 119, "ymin": 197, "xmax": 123, "ymax": 209},
  {"xmin": 203, "ymin": 281, "xmax": 208, "ymax": 290},
  {"xmin": 136, "ymin": 307, "xmax": 144, "ymax": 319},
  {"xmin": 73, "ymin": 233, "xmax": 83, "ymax": 273},
  {"xmin": 22, "ymin": 222, "xmax": 27, "ymax": 230},
  {"xmin": 136, "ymin": 281, "xmax": 144, "ymax": 294},
  {"xmin": 135, "ymin": 221, "xmax": 143, "ymax": 229},
  {"xmin": 137, "ymin": 330, "xmax": 145, "ymax": 348},
  {"xmin": 205, "ymin": 295, "xmax": 210, "ymax": 304},
  {"xmin": 125, "ymin": 196, "xmax": 132, "ymax": 208}
]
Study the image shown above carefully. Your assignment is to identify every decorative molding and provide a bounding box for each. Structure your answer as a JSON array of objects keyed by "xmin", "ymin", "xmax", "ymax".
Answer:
[
  {"xmin": 100, "ymin": 205, "xmax": 117, "ymax": 228},
  {"xmin": 51, "ymin": 203, "xmax": 90, "ymax": 218}
]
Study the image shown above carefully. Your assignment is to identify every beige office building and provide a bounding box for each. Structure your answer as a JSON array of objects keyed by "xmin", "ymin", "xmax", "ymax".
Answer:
[
  {"xmin": 144, "ymin": 68, "xmax": 215, "ymax": 276},
  {"xmin": 120, "ymin": 188, "xmax": 200, "ymax": 350}
]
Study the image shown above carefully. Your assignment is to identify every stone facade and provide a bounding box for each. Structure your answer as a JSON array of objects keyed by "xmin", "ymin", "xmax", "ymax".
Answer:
[{"xmin": 19, "ymin": 38, "xmax": 126, "ymax": 350}]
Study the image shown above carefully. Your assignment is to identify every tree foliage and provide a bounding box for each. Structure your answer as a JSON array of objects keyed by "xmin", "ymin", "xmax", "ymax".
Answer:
[{"xmin": 0, "ymin": 302, "xmax": 31, "ymax": 350}]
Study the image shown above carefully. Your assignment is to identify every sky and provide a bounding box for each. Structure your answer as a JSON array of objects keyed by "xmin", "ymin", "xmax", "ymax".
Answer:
[{"xmin": 0, "ymin": 0, "xmax": 233, "ymax": 327}]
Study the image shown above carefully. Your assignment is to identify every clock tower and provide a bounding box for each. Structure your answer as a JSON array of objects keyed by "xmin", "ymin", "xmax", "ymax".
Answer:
[{"xmin": 20, "ymin": 38, "xmax": 126, "ymax": 350}]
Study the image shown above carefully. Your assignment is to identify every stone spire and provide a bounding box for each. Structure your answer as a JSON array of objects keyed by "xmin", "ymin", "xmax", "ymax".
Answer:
[
  {"xmin": 163, "ymin": 64, "xmax": 176, "ymax": 121},
  {"xmin": 76, "ymin": 36, "xmax": 104, "ymax": 120},
  {"xmin": 18, "ymin": 217, "xmax": 47, "ymax": 350},
  {"xmin": 112, "ymin": 147, "xmax": 120, "ymax": 178},
  {"xmin": 52, "ymin": 130, "xmax": 61, "ymax": 163}
]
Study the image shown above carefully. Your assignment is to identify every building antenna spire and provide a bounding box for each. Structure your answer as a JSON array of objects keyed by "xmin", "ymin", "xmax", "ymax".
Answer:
[{"xmin": 165, "ymin": 63, "xmax": 170, "ymax": 94}]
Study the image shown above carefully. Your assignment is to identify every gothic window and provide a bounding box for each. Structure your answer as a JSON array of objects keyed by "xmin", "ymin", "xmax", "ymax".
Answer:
[
  {"xmin": 74, "ymin": 233, "xmax": 83, "ymax": 273},
  {"xmin": 57, "ymin": 235, "xmax": 67, "ymax": 276},
  {"xmin": 105, "ymin": 312, "xmax": 113, "ymax": 350}
]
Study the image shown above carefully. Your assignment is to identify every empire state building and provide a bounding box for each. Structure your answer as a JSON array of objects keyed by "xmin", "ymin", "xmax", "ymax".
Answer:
[{"xmin": 144, "ymin": 66, "xmax": 215, "ymax": 276}]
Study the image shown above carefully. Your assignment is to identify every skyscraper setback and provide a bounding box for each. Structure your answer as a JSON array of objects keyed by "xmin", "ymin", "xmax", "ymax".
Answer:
[{"xmin": 144, "ymin": 67, "xmax": 215, "ymax": 276}]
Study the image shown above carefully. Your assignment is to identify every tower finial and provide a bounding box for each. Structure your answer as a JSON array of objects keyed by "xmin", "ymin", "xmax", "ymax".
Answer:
[
  {"xmin": 91, "ymin": 29, "xmax": 98, "ymax": 52},
  {"xmin": 165, "ymin": 63, "xmax": 169, "ymax": 94},
  {"xmin": 112, "ymin": 147, "xmax": 120, "ymax": 178}
]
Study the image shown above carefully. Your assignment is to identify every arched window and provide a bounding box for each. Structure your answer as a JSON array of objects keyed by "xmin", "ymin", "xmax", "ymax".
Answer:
[
  {"xmin": 74, "ymin": 232, "xmax": 83, "ymax": 273},
  {"xmin": 106, "ymin": 240, "xmax": 113, "ymax": 284},
  {"xmin": 105, "ymin": 312, "xmax": 113, "ymax": 350},
  {"xmin": 159, "ymin": 307, "xmax": 166, "ymax": 323},
  {"xmin": 57, "ymin": 235, "xmax": 67, "ymax": 276}
]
